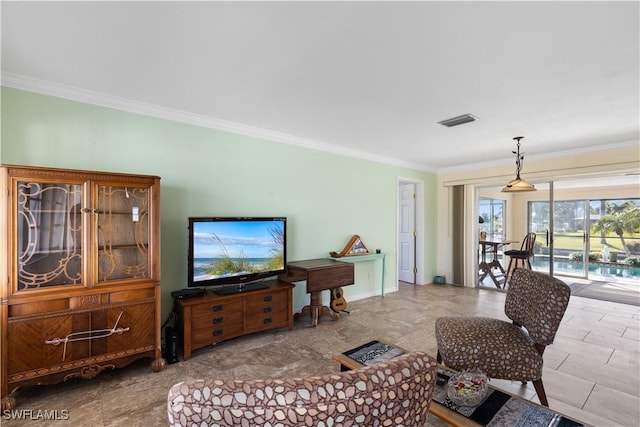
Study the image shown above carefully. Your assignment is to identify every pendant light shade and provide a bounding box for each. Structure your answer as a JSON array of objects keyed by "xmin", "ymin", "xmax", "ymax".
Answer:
[
  {"xmin": 501, "ymin": 136, "xmax": 536, "ymax": 192},
  {"xmin": 502, "ymin": 177, "xmax": 536, "ymax": 192}
]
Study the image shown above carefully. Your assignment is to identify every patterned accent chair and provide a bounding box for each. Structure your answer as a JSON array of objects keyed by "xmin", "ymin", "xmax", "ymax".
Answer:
[
  {"xmin": 167, "ymin": 351, "xmax": 437, "ymax": 426},
  {"xmin": 435, "ymin": 269, "xmax": 570, "ymax": 407}
]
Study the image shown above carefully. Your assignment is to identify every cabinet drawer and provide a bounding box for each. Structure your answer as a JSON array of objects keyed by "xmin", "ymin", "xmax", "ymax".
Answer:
[
  {"xmin": 245, "ymin": 290, "xmax": 289, "ymax": 331},
  {"xmin": 191, "ymin": 309, "xmax": 244, "ymax": 333},
  {"xmin": 246, "ymin": 309, "xmax": 288, "ymax": 331},
  {"xmin": 99, "ymin": 302, "xmax": 155, "ymax": 354},
  {"xmin": 7, "ymin": 301, "xmax": 154, "ymax": 375},
  {"xmin": 191, "ymin": 300, "xmax": 243, "ymax": 319},
  {"xmin": 245, "ymin": 291, "xmax": 288, "ymax": 311},
  {"xmin": 191, "ymin": 320, "xmax": 244, "ymax": 346},
  {"xmin": 190, "ymin": 298, "xmax": 244, "ymax": 346},
  {"xmin": 8, "ymin": 314, "xmax": 85, "ymax": 374}
]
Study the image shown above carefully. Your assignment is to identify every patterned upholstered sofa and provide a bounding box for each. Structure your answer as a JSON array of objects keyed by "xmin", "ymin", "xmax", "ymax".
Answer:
[{"xmin": 167, "ymin": 351, "xmax": 437, "ymax": 426}]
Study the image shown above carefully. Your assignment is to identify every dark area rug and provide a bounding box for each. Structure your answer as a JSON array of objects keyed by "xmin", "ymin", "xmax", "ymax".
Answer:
[{"xmin": 568, "ymin": 281, "xmax": 640, "ymax": 306}]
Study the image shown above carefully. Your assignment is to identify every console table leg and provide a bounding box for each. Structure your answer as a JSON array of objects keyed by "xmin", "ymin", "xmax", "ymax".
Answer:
[
  {"xmin": 294, "ymin": 305, "xmax": 312, "ymax": 320},
  {"xmin": 309, "ymin": 291, "xmax": 322, "ymax": 327},
  {"xmin": 295, "ymin": 291, "xmax": 341, "ymax": 327},
  {"xmin": 320, "ymin": 306, "xmax": 340, "ymax": 322},
  {"xmin": 294, "ymin": 305, "xmax": 320, "ymax": 326}
]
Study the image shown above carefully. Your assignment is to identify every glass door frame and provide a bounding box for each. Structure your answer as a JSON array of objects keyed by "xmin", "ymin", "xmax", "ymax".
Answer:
[
  {"xmin": 530, "ymin": 181, "xmax": 593, "ymax": 280},
  {"xmin": 529, "ymin": 181, "xmax": 555, "ymax": 278},
  {"xmin": 548, "ymin": 197, "xmax": 591, "ymax": 279}
]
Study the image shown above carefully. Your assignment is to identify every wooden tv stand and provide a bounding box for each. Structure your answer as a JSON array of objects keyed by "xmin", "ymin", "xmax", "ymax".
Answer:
[{"xmin": 173, "ymin": 279, "xmax": 294, "ymax": 360}]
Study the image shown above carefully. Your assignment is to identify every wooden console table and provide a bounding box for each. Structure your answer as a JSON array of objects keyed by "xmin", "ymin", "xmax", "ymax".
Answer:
[
  {"xmin": 330, "ymin": 253, "xmax": 387, "ymax": 296},
  {"xmin": 279, "ymin": 259, "xmax": 354, "ymax": 326}
]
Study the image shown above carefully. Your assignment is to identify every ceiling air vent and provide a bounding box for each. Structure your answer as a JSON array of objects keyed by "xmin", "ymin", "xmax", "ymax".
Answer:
[{"xmin": 438, "ymin": 114, "xmax": 478, "ymax": 127}]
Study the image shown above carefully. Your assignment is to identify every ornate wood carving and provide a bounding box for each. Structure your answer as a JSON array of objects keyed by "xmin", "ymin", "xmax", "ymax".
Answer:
[
  {"xmin": 80, "ymin": 295, "xmax": 100, "ymax": 306},
  {"xmin": 66, "ymin": 364, "xmax": 115, "ymax": 381}
]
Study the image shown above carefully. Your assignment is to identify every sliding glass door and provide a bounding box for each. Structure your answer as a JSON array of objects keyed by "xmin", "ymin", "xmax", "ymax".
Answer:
[
  {"xmin": 531, "ymin": 197, "xmax": 591, "ymax": 279},
  {"xmin": 529, "ymin": 176, "xmax": 640, "ymax": 283}
]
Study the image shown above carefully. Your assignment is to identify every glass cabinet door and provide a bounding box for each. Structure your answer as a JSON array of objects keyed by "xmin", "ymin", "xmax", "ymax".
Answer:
[
  {"xmin": 16, "ymin": 181, "xmax": 83, "ymax": 290},
  {"xmin": 96, "ymin": 185, "xmax": 150, "ymax": 282}
]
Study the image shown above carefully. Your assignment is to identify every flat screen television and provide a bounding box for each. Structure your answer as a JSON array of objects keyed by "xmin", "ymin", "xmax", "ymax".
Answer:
[{"xmin": 187, "ymin": 217, "xmax": 287, "ymax": 295}]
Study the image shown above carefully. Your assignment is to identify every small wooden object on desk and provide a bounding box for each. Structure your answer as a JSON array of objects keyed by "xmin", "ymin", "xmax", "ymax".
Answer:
[
  {"xmin": 279, "ymin": 259, "xmax": 354, "ymax": 327},
  {"xmin": 173, "ymin": 279, "xmax": 294, "ymax": 360}
]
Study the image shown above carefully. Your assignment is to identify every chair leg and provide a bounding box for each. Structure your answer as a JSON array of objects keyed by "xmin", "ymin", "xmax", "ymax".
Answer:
[
  {"xmin": 532, "ymin": 378, "xmax": 549, "ymax": 407},
  {"xmin": 505, "ymin": 258, "xmax": 515, "ymax": 283}
]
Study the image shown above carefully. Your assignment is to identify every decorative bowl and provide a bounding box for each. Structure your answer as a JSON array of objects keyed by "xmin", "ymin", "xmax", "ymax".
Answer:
[
  {"xmin": 447, "ymin": 370, "xmax": 488, "ymax": 407},
  {"xmin": 433, "ymin": 275, "xmax": 446, "ymax": 285}
]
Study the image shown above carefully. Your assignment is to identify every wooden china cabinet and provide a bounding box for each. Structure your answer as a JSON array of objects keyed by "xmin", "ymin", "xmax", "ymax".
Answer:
[{"xmin": 0, "ymin": 165, "xmax": 165, "ymax": 410}]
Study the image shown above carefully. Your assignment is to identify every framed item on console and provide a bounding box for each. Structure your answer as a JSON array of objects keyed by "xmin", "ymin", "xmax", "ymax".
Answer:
[{"xmin": 330, "ymin": 235, "xmax": 370, "ymax": 258}]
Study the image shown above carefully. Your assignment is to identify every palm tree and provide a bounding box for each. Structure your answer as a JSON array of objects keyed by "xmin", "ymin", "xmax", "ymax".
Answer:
[
  {"xmin": 598, "ymin": 200, "xmax": 607, "ymax": 244},
  {"xmin": 591, "ymin": 203, "xmax": 640, "ymax": 256}
]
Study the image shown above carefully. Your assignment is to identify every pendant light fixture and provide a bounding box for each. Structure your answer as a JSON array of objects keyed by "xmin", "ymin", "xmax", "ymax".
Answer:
[{"xmin": 501, "ymin": 136, "xmax": 536, "ymax": 192}]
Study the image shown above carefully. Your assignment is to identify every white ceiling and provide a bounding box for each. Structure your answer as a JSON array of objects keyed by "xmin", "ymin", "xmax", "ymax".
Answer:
[{"xmin": 2, "ymin": 1, "xmax": 639, "ymax": 172}]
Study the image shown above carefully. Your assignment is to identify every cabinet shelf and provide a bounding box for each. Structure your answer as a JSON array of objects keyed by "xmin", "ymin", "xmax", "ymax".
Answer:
[
  {"xmin": 96, "ymin": 211, "xmax": 148, "ymax": 216},
  {"xmin": 23, "ymin": 209, "xmax": 79, "ymax": 214},
  {"xmin": 98, "ymin": 244, "xmax": 149, "ymax": 250}
]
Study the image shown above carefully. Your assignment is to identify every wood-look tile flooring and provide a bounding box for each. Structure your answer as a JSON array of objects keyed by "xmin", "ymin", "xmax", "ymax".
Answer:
[{"xmin": 3, "ymin": 282, "xmax": 639, "ymax": 426}]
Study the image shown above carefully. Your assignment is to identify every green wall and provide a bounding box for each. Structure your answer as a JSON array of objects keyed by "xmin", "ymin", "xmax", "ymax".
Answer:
[{"xmin": 1, "ymin": 87, "xmax": 437, "ymax": 321}]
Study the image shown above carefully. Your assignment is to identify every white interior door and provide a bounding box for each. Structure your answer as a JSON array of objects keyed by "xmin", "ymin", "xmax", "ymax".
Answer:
[{"xmin": 399, "ymin": 182, "xmax": 416, "ymax": 283}]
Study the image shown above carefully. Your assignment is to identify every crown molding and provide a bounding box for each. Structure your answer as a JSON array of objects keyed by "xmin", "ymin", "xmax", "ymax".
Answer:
[{"xmin": 1, "ymin": 72, "xmax": 433, "ymax": 173}]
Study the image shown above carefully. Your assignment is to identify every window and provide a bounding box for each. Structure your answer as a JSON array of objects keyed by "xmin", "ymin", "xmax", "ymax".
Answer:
[{"xmin": 479, "ymin": 198, "xmax": 505, "ymax": 241}]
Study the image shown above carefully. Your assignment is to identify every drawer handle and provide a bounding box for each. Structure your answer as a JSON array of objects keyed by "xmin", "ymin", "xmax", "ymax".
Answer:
[
  {"xmin": 263, "ymin": 307, "xmax": 272, "ymax": 313},
  {"xmin": 45, "ymin": 311, "xmax": 129, "ymax": 362},
  {"xmin": 263, "ymin": 318, "xmax": 272, "ymax": 324},
  {"xmin": 213, "ymin": 317, "xmax": 224, "ymax": 324},
  {"xmin": 263, "ymin": 295, "xmax": 272, "ymax": 302},
  {"xmin": 213, "ymin": 329, "xmax": 224, "ymax": 336},
  {"xmin": 212, "ymin": 304, "xmax": 224, "ymax": 312}
]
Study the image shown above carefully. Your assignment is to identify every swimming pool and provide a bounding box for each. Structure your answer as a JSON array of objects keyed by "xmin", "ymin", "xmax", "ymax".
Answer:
[{"xmin": 532, "ymin": 258, "xmax": 640, "ymax": 280}]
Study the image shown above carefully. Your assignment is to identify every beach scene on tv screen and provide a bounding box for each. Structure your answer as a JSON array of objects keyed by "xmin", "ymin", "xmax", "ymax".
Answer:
[{"xmin": 193, "ymin": 220, "xmax": 285, "ymax": 282}]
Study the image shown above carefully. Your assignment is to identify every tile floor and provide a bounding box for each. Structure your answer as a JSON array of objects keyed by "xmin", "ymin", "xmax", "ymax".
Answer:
[{"xmin": 2, "ymin": 282, "xmax": 639, "ymax": 426}]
